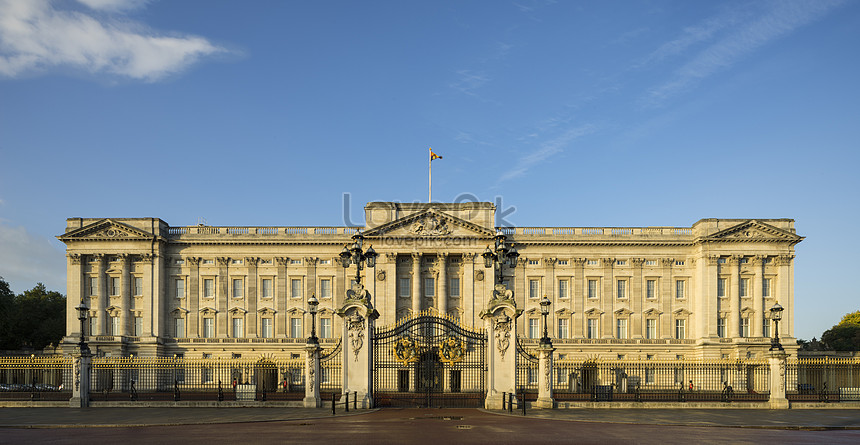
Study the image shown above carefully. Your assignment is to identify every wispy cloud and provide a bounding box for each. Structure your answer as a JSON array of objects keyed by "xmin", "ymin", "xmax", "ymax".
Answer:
[
  {"xmin": 0, "ymin": 222, "xmax": 66, "ymax": 294},
  {"xmin": 642, "ymin": 0, "xmax": 845, "ymax": 105},
  {"xmin": 499, "ymin": 123, "xmax": 596, "ymax": 182},
  {"xmin": 0, "ymin": 0, "xmax": 225, "ymax": 82},
  {"xmin": 449, "ymin": 69, "xmax": 491, "ymax": 96}
]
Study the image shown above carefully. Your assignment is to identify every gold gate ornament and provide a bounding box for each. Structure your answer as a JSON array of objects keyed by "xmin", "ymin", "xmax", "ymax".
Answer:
[
  {"xmin": 393, "ymin": 337, "xmax": 420, "ymax": 365},
  {"xmin": 439, "ymin": 336, "xmax": 466, "ymax": 364}
]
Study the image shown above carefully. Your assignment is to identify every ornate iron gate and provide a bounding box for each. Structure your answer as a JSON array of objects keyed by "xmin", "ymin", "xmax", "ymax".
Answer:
[{"xmin": 373, "ymin": 312, "xmax": 486, "ymax": 407}]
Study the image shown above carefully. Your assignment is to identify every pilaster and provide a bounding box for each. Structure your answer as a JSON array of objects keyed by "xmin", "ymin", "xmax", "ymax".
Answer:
[
  {"xmin": 439, "ymin": 252, "xmax": 448, "ymax": 316},
  {"xmin": 411, "ymin": 253, "xmax": 421, "ymax": 315},
  {"xmin": 95, "ymin": 254, "xmax": 107, "ymax": 336},
  {"xmin": 276, "ymin": 257, "xmax": 289, "ymax": 337},
  {"xmin": 660, "ymin": 258, "xmax": 673, "ymax": 339},
  {"xmin": 631, "ymin": 258, "xmax": 644, "ymax": 338},
  {"xmin": 216, "ymin": 257, "xmax": 229, "ymax": 338},
  {"xmin": 572, "ymin": 258, "xmax": 585, "ymax": 338},
  {"xmin": 752, "ymin": 256, "xmax": 764, "ymax": 337},
  {"xmin": 601, "ymin": 258, "xmax": 614, "ymax": 338},
  {"xmin": 119, "ymin": 254, "xmax": 130, "ymax": 336},
  {"xmin": 66, "ymin": 254, "xmax": 83, "ymax": 337},
  {"xmin": 247, "ymin": 257, "xmax": 259, "ymax": 337},
  {"xmin": 728, "ymin": 256, "xmax": 740, "ymax": 338},
  {"xmin": 187, "ymin": 257, "xmax": 200, "ymax": 337}
]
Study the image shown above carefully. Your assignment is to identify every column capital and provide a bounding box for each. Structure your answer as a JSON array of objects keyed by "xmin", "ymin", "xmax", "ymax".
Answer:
[
  {"xmin": 275, "ymin": 257, "xmax": 289, "ymax": 266},
  {"xmin": 706, "ymin": 255, "xmax": 721, "ymax": 266},
  {"xmin": 216, "ymin": 257, "xmax": 230, "ymax": 266},
  {"xmin": 136, "ymin": 253, "xmax": 153, "ymax": 263},
  {"xmin": 660, "ymin": 258, "xmax": 674, "ymax": 268},
  {"xmin": 185, "ymin": 257, "xmax": 201, "ymax": 266},
  {"xmin": 245, "ymin": 257, "xmax": 259, "ymax": 267},
  {"xmin": 68, "ymin": 253, "xmax": 82, "ymax": 265},
  {"xmin": 631, "ymin": 258, "xmax": 645, "ymax": 267},
  {"xmin": 603, "ymin": 258, "xmax": 615, "ymax": 267},
  {"xmin": 385, "ymin": 252, "xmax": 398, "ymax": 263},
  {"xmin": 304, "ymin": 257, "xmax": 318, "ymax": 266},
  {"xmin": 750, "ymin": 256, "xmax": 765, "ymax": 266},
  {"xmin": 775, "ymin": 255, "xmax": 794, "ymax": 266},
  {"xmin": 544, "ymin": 257, "xmax": 557, "ymax": 267},
  {"xmin": 571, "ymin": 258, "xmax": 587, "ymax": 266}
]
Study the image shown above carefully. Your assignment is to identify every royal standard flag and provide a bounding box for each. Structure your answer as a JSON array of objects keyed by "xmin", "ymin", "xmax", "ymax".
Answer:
[{"xmin": 430, "ymin": 147, "xmax": 443, "ymax": 161}]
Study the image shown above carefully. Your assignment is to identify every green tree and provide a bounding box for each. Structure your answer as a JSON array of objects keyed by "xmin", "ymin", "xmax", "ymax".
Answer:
[
  {"xmin": 822, "ymin": 310, "xmax": 860, "ymax": 351},
  {"xmin": 0, "ymin": 279, "xmax": 66, "ymax": 350}
]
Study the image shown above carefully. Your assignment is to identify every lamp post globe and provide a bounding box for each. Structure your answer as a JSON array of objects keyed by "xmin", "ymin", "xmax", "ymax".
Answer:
[{"xmin": 769, "ymin": 302, "xmax": 784, "ymax": 351}]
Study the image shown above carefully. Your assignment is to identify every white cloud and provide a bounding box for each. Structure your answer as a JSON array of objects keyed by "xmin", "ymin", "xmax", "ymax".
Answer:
[
  {"xmin": 0, "ymin": 0, "xmax": 225, "ymax": 82},
  {"xmin": 0, "ymin": 223, "xmax": 66, "ymax": 295},
  {"xmin": 499, "ymin": 124, "xmax": 595, "ymax": 182},
  {"xmin": 450, "ymin": 69, "xmax": 491, "ymax": 96},
  {"xmin": 643, "ymin": 0, "xmax": 845, "ymax": 105}
]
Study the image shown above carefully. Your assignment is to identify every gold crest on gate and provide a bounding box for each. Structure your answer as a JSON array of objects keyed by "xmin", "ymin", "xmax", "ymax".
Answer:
[
  {"xmin": 438, "ymin": 336, "xmax": 466, "ymax": 364},
  {"xmin": 394, "ymin": 337, "xmax": 420, "ymax": 365}
]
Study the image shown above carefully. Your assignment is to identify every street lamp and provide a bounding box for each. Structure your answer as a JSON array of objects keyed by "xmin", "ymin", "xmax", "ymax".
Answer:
[
  {"xmin": 481, "ymin": 231, "xmax": 520, "ymax": 285},
  {"xmin": 307, "ymin": 294, "xmax": 319, "ymax": 344},
  {"xmin": 339, "ymin": 232, "xmax": 378, "ymax": 286},
  {"xmin": 769, "ymin": 302, "xmax": 784, "ymax": 351},
  {"xmin": 539, "ymin": 295, "xmax": 552, "ymax": 347},
  {"xmin": 76, "ymin": 299, "xmax": 90, "ymax": 356}
]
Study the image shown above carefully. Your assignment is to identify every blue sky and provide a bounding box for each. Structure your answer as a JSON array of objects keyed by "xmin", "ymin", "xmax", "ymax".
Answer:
[{"xmin": 0, "ymin": 0, "xmax": 858, "ymax": 340}]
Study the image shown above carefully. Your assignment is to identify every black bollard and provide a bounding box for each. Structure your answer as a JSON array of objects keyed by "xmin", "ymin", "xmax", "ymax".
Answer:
[
  {"xmin": 345, "ymin": 391, "xmax": 349, "ymax": 412},
  {"xmin": 332, "ymin": 393, "xmax": 336, "ymax": 415},
  {"xmin": 354, "ymin": 391, "xmax": 358, "ymax": 410}
]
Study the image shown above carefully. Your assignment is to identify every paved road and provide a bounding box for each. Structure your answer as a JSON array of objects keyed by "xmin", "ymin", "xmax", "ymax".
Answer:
[{"xmin": 3, "ymin": 408, "xmax": 860, "ymax": 444}]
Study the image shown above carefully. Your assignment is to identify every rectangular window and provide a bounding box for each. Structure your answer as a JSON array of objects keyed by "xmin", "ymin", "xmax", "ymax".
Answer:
[
  {"xmin": 617, "ymin": 280, "xmax": 626, "ymax": 299},
  {"xmin": 762, "ymin": 278, "xmax": 771, "ymax": 298},
  {"xmin": 424, "ymin": 278, "xmax": 435, "ymax": 297},
  {"xmin": 558, "ymin": 280, "xmax": 569, "ymax": 299},
  {"xmin": 558, "ymin": 260, "xmax": 568, "ymax": 266},
  {"xmin": 290, "ymin": 317, "xmax": 302, "ymax": 338},
  {"xmin": 110, "ymin": 277, "xmax": 120, "ymax": 296},
  {"xmin": 646, "ymin": 319, "xmax": 656, "ymax": 339},
  {"xmin": 587, "ymin": 319, "xmax": 598, "ymax": 339},
  {"xmin": 89, "ymin": 276, "xmax": 98, "ymax": 295},
  {"xmin": 320, "ymin": 318, "xmax": 332, "ymax": 338},
  {"xmin": 717, "ymin": 317, "xmax": 726, "ymax": 338},
  {"xmin": 261, "ymin": 318, "xmax": 273, "ymax": 338},
  {"xmin": 529, "ymin": 279, "xmax": 540, "ymax": 299},
  {"xmin": 587, "ymin": 279, "xmax": 598, "ymax": 299},
  {"xmin": 232, "ymin": 279, "xmax": 243, "ymax": 299},
  {"xmin": 262, "ymin": 278, "xmax": 273, "ymax": 299},
  {"xmin": 675, "ymin": 280, "xmax": 685, "ymax": 299},
  {"xmin": 646, "ymin": 279, "xmax": 656, "ymax": 299},
  {"xmin": 616, "ymin": 319, "xmax": 628, "ymax": 339},
  {"xmin": 675, "ymin": 319, "xmax": 686, "ymax": 339},
  {"xmin": 557, "ymin": 318, "xmax": 569, "ymax": 338},
  {"xmin": 133, "ymin": 277, "xmax": 143, "ymax": 296},
  {"xmin": 740, "ymin": 318, "xmax": 750, "ymax": 338},
  {"xmin": 717, "ymin": 278, "xmax": 726, "ymax": 298},
  {"xmin": 291, "ymin": 279, "xmax": 302, "ymax": 298},
  {"xmin": 399, "ymin": 278, "xmax": 411, "ymax": 297},
  {"xmin": 174, "ymin": 318, "xmax": 185, "ymax": 338},
  {"xmin": 739, "ymin": 278, "xmax": 749, "ymax": 297},
  {"xmin": 762, "ymin": 318, "xmax": 770, "ymax": 338},
  {"xmin": 175, "ymin": 278, "xmax": 185, "ymax": 299},
  {"xmin": 203, "ymin": 278, "xmax": 215, "ymax": 298},
  {"xmin": 449, "ymin": 278, "xmax": 460, "ymax": 298},
  {"xmin": 528, "ymin": 318, "xmax": 539, "ymax": 339},
  {"xmin": 320, "ymin": 278, "xmax": 332, "ymax": 298},
  {"xmin": 232, "ymin": 317, "xmax": 243, "ymax": 338},
  {"xmin": 134, "ymin": 316, "xmax": 142, "ymax": 336},
  {"xmin": 203, "ymin": 318, "xmax": 214, "ymax": 338},
  {"xmin": 110, "ymin": 316, "xmax": 120, "ymax": 336}
]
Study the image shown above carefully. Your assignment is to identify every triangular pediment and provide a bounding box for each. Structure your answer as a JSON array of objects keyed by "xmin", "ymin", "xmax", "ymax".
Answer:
[
  {"xmin": 705, "ymin": 220, "xmax": 802, "ymax": 243},
  {"xmin": 58, "ymin": 219, "xmax": 154, "ymax": 242},
  {"xmin": 363, "ymin": 208, "xmax": 494, "ymax": 238}
]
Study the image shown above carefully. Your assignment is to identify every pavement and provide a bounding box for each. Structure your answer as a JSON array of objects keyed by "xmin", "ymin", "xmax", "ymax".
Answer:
[{"xmin": 2, "ymin": 407, "xmax": 860, "ymax": 444}]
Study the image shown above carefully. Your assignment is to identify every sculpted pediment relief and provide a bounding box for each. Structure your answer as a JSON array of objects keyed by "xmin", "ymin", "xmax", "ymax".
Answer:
[
  {"xmin": 643, "ymin": 308, "xmax": 663, "ymax": 317},
  {"xmin": 59, "ymin": 219, "xmax": 154, "ymax": 241},
  {"xmin": 705, "ymin": 220, "xmax": 802, "ymax": 243},
  {"xmin": 363, "ymin": 209, "xmax": 494, "ymax": 238}
]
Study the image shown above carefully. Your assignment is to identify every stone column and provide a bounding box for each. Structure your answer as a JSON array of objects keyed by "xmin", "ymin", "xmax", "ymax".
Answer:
[
  {"xmin": 462, "ymin": 253, "xmax": 476, "ymax": 325},
  {"xmin": 383, "ymin": 253, "xmax": 398, "ymax": 326},
  {"xmin": 776, "ymin": 255, "xmax": 794, "ymax": 338},
  {"xmin": 276, "ymin": 257, "xmax": 289, "ymax": 337},
  {"xmin": 411, "ymin": 253, "xmax": 421, "ymax": 314},
  {"xmin": 187, "ymin": 257, "xmax": 200, "ymax": 337},
  {"xmin": 601, "ymin": 258, "xmax": 614, "ymax": 338},
  {"xmin": 216, "ymin": 257, "xmax": 229, "ymax": 337},
  {"xmin": 660, "ymin": 258, "xmax": 674, "ymax": 338},
  {"xmin": 752, "ymin": 256, "xmax": 764, "ymax": 337},
  {"xmin": 304, "ymin": 341, "xmax": 322, "ymax": 407},
  {"xmin": 535, "ymin": 344, "xmax": 556, "ymax": 409},
  {"xmin": 337, "ymin": 283, "xmax": 378, "ymax": 408},
  {"xmin": 247, "ymin": 257, "xmax": 258, "ymax": 337},
  {"xmin": 768, "ymin": 351, "xmax": 789, "ymax": 409},
  {"xmin": 95, "ymin": 254, "xmax": 107, "ymax": 336},
  {"xmin": 439, "ymin": 253, "xmax": 448, "ymax": 316},
  {"xmin": 728, "ymin": 256, "xmax": 740, "ymax": 338},
  {"xmin": 481, "ymin": 285, "xmax": 522, "ymax": 409},
  {"xmin": 66, "ymin": 254, "xmax": 84, "ymax": 338},
  {"xmin": 69, "ymin": 352, "xmax": 91, "ymax": 408},
  {"xmin": 630, "ymin": 258, "xmax": 644, "ymax": 338},
  {"xmin": 140, "ymin": 254, "xmax": 154, "ymax": 338},
  {"xmin": 572, "ymin": 258, "xmax": 585, "ymax": 338},
  {"xmin": 704, "ymin": 255, "xmax": 720, "ymax": 338},
  {"xmin": 119, "ymin": 254, "xmax": 130, "ymax": 336}
]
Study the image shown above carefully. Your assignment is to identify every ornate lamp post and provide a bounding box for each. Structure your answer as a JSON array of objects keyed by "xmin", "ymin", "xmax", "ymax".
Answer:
[
  {"xmin": 539, "ymin": 295, "xmax": 552, "ymax": 347},
  {"xmin": 482, "ymin": 231, "xmax": 520, "ymax": 286},
  {"xmin": 76, "ymin": 299, "xmax": 91, "ymax": 356},
  {"xmin": 339, "ymin": 232, "xmax": 378, "ymax": 286},
  {"xmin": 769, "ymin": 302, "xmax": 784, "ymax": 351},
  {"xmin": 307, "ymin": 294, "xmax": 319, "ymax": 344}
]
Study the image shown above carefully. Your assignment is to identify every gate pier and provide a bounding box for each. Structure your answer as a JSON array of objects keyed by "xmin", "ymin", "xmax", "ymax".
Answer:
[
  {"xmin": 337, "ymin": 283, "xmax": 378, "ymax": 409},
  {"xmin": 481, "ymin": 284, "xmax": 522, "ymax": 410}
]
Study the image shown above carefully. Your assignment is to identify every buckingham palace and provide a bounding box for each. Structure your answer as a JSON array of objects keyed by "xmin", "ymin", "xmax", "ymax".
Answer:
[{"xmin": 58, "ymin": 201, "xmax": 803, "ymax": 361}]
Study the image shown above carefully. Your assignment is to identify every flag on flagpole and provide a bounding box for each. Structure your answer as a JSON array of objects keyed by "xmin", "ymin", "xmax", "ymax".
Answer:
[{"xmin": 430, "ymin": 147, "xmax": 443, "ymax": 161}]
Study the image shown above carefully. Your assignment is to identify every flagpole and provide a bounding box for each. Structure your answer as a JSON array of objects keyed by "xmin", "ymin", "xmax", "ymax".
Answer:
[{"xmin": 429, "ymin": 149, "xmax": 432, "ymax": 202}]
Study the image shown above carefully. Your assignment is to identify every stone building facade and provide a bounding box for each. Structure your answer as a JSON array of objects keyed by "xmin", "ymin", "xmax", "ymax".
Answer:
[{"xmin": 59, "ymin": 202, "xmax": 803, "ymax": 360}]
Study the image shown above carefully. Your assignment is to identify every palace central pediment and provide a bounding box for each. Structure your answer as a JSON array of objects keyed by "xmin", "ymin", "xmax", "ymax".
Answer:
[
  {"xmin": 702, "ymin": 220, "xmax": 803, "ymax": 244},
  {"xmin": 363, "ymin": 208, "xmax": 495, "ymax": 239},
  {"xmin": 58, "ymin": 219, "xmax": 155, "ymax": 242}
]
